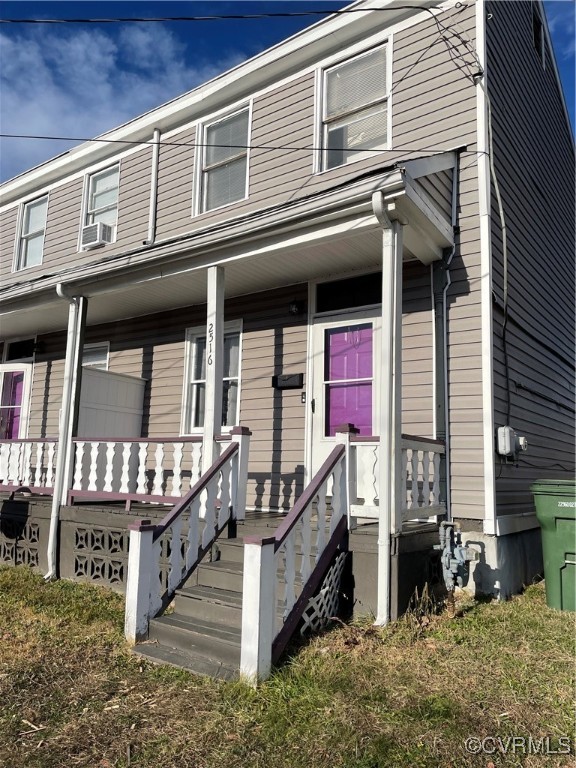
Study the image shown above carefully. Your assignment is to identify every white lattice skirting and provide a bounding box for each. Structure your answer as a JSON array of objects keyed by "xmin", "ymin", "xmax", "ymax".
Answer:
[{"xmin": 300, "ymin": 551, "xmax": 347, "ymax": 635}]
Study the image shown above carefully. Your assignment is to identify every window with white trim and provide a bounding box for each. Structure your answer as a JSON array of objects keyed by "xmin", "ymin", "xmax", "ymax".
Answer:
[
  {"xmin": 200, "ymin": 108, "xmax": 249, "ymax": 212},
  {"xmin": 82, "ymin": 343, "xmax": 109, "ymax": 370},
  {"xmin": 85, "ymin": 165, "xmax": 119, "ymax": 228},
  {"xmin": 182, "ymin": 324, "xmax": 241, "ymax": 432},
  {"xmin": 322, "ymin": 45, "xmax": 389, "ymax": 170},
  {"xmin": 16, "ymin": 196, "xmax": 48, "ymax": 270}
]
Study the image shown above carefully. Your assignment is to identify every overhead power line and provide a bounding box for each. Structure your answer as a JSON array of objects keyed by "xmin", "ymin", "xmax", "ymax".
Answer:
[{"xmin": 0, "ymin": 6, "xmax": 448, "ymax": 24}]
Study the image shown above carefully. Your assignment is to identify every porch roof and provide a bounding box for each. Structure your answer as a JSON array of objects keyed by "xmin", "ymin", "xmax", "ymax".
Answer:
[{"xmin": 0, "ymin": 158, "xmax": 455, "ymax": 339}]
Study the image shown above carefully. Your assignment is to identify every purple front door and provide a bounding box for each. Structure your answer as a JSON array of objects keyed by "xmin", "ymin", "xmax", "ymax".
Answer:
[
  {"xmin": 324, "ymin": 323, "xmax": 373, "ymax": 436},
  {"xmin": 0, "ymin": 371, "xmax": 25, "ymax": 439}
]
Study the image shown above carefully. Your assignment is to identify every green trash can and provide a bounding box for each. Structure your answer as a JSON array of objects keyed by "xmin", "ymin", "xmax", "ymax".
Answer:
[{"xmin": 531, "ymin": 479, "xmax": 576, "ymax": 612}]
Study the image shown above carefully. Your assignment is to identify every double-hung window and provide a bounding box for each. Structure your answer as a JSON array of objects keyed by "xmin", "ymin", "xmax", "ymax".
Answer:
[
  {"xmin": 322, "ymin": 46, "xmax": 389, "ymax": 170},
  {"xmin": 200, "ymin": 108, "xmax": 249, "ymax": 213},
  {"xmin": 82, "ymin": 343, "xmax": 109, "ymax": 370},
  {"xmin": 16, "ymin": 196, "xmax": 48, "ymax": 270},
  {"xmin": 182, "ymin": 323, "xmax": 241, "ymax": 432},
  {"xmin": 85, "ymin": 165, "xmax": 119, "ymax": 229}
]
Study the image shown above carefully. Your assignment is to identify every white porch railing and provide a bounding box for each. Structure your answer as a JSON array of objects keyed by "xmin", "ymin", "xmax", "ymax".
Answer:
[
  {"xmin": 124, "ymin": 427, "xmax": 251, "ymax": 643},
  {"xmin": 0, "ymin": 438, "xmax": 59, "ymax": 494},
  {"xmin": 349, "ymin": 434, "xmax": 446, "ymax": 522},
  {"xmin": 69, "ymin": 436, "xmax": 208, "ymax": 505},
  {"xmin": 240, "ymin": 440, "xmax": 349, "ymax": 683}
]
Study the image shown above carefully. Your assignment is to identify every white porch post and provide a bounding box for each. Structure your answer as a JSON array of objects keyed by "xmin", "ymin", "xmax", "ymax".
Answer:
[
  {"xmin": 46, "ymin": 291, "xmax": 87, "ymax": 579},
  {"xmin": 372, "ymin": 193, "xmax": 404, "ymax": 626},
  {"xmin": 240, "ymin": 535, "xmax": 276, "ymax": 684},
  {"xmin": 203, "ymin": 266, "xmax": 225, "ymax": 467},
  {"xmin": 125, "ymin": 519, "xmax": 156, "ymax": 643}
]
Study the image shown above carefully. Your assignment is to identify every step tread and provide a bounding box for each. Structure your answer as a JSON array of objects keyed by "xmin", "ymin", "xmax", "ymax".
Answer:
[
  {"xmin": 199, "ymin": 559, "xmax": 244, "ymax": 575},
  {"xmin": 176, "ymin": 584, "xmax": 243, "ymax": 606},
  {"xmin": 151, "ymin": 613, "xmax": 241, "ymax": 645},
  {"xmin": 133, "ymin": 642, "xmax": 238, "ymax": 680}
]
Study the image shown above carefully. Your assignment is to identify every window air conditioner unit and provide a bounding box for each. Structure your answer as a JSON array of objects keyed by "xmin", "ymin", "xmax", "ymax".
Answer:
[{"xmin": 81, "ymin": 222, "xmax": 113, "ymax": 249}]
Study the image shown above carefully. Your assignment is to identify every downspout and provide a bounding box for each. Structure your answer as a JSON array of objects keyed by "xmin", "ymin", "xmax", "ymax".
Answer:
[
  {"xmin": 432, "ymin": 157, "xmax": 459, "ymax": 519},
  {"xmin": 371, "ymin": 191, "xmax": 404, "ymax": 625},
  {"xmin": 145, "ymin": 128, "xmax": 161, "ymax": 245},
  {"xmin": 45, "ymin": 284, "xmax": 86, "ymax": 579}
]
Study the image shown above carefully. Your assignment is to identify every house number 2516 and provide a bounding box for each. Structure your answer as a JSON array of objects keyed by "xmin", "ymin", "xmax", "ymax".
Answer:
[{"xmin": 207, "ymin": 323, "xmax": 214, "ymax": 365}]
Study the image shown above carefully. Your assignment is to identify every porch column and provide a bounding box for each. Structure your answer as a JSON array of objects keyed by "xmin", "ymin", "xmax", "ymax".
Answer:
[
  {"xmin": 46, "ymin": 291, "xmax": 87, "ymax": 578},
  {"xmin": 203, "ymin": 266, "xmax": 225, "ymax": 467},
  {"xmin": 372, "ymin": 192, "xmax": 404, "ymax": 626}
]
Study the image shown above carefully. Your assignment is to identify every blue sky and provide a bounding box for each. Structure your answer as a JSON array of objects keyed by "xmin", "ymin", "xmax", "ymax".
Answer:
[{"xmin": 0, "ymin": 1, "xmax": 574, "ymax": 183}]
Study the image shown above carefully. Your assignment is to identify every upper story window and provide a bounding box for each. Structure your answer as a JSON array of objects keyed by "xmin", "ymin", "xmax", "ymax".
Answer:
[
  {"xmin": 15, "ymin": 196, "xmax": 48, "ymax": 270},
  {"xmin": 200, "ymin": 108, "xmax": 249, "ymax": 213},
  {"xmin": 322, "ymin": 45, "xmax": 389, "ymax": 171},
  {"xmin": 86, "ymin": 165, "xmax": 119, "ymax": 227}
]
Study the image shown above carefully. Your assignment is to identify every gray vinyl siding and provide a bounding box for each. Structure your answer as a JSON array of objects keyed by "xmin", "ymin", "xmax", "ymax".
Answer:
[
  {"xmin": 0, "ymin": 207, "xmax": 17, "ymax": 281},
  {"xmin": 487, "ymin": 0, "xmax": 576, "ymax": 517}
]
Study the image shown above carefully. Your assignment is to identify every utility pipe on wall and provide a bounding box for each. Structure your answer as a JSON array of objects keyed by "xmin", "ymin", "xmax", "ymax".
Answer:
[
  {"xmin": 45, "ymin": 284, "xmax": 87, "ymax": 579},
  {"xmin": 146, "ymin": 128, "xmax": 161, "ymax": 245}
]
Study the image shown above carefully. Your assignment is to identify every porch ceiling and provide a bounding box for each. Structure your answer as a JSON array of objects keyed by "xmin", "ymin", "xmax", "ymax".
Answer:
[{"xmin": 1, "ymin": 224, "xmax": 400, "ymax": 338}]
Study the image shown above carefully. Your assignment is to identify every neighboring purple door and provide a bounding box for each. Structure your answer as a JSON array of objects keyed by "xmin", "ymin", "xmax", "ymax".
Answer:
[
  {"xmin": 0, "ymin": 371, "xmax": 25, "ymax": 439},
  {"xmin": 324, "ymin": 323, "xmax": 373, "ymax": 436}
]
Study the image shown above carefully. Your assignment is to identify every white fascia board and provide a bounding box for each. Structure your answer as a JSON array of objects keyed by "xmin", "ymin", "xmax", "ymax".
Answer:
[
  {"xmin": 403, "ymin": 151, "xmax": 458, "ymax": 180},
  {"xmin": 0, "ymin": 0, "xmax": 443, "ymax": 204},
  {"xmin": 493, "ymin": 513, "xmax": 539, "ymax": 536}
]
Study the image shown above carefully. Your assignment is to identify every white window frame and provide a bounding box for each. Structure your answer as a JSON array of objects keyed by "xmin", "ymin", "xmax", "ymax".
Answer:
[
  {"xmin": 195, "ymin": 105, "xmax": 251, "ymax": 215},
  {"xmin": 81, "ymin": 342, "xmax": 110, "ymax": 371},
  {"xmin": 317, "ymin": 43, "xmax": 390, "ymax": 173},
  {"xmin": 181, "ymin": 320, "xmax": 243, "ymax": 435},
  {"xmin": 80, "ymin": 163, "xmax": 120, "ymax": 245},
  {"xmin": 14, "ymin": 195, "xmax": 49, "ymax": 272},
  {"xmin": 0, "ymin": 363, "xmax": 33, "ymax": 439}
]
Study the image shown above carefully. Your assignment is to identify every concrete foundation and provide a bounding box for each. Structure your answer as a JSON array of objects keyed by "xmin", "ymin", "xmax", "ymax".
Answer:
[{"xmin": 460, "ymin": 526, "xmax": 543, "ymax": 599}]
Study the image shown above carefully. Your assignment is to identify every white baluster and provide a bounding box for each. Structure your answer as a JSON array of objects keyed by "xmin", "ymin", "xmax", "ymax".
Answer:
[
  {"xmin": 401, "ymin": 448, "xmax": 409, "ymax": 512},
  {"xmin": 300, "ymin": 506, "xmax": 312, "ymax": 584},
  {"xmin": 422, "ymin": 451, "xmax": 430, "ymax": 509},
  {"xmin": 88, "ymin": 442, "xmax": 99, "ymax": 491},
  {"xmin": 172, "ymin": 442, "xmax": 183, "ymax": 497},
  {"xmin": 218, "ymin": 462, "xmax": 231, "ymax": 528},
  {"xmin": 410, "ymin": 450, "xmax": 419, "ymax": 509},
  {"xmin": 120, "ymin": 442, "xmax": 131, "ymax": 494},
  {"xmin": 34, "ymin": 442, "xmax": 44, "ymax": 487},
  {"xmin": 73, "ymin": 441, "xmax": 85, "ymax": 490},
  {"xmin": 137, "ymin": 443, "xmax": 148, "ymax": 495},
  {"xmin": 330, "ymin": 463, "xmax": 342, "ymax": 535},
  {"xmin": 22, "ymin": 443, "xmax": 32, "ymax": 486},
  {"xmin": 8, "ymin": 443, "xmax": 22, "ymax": 484},
  {"xmin": 315, "ymin": 486, "xmax": 327, "ymax": 562},
  {"xmin": 201, "ymin": 479, "xmax": 217, "ymax": 548},
  {"xmin": 167, "ymin": 517, "xmax": 184, "ymax": 594},
  {"xmin": 104, "ymin": 442, "xmax": 115, "ymax": 492},
  {"xmin": 149, "ymin": 537, "xmax": 163, "ymax": 617},
  {"xmin": 152, "ymin": 443, "xmax": 165, "ymax": 496},
  {"xmin": 283, "ymin": 536, "xmax": 296, "ymax": 618},
  {"xmin": 186, "ymin": 496, "xmax": 201, "ymax": 570},
  {"xmin": 191, "ymin": 442, "xmax": 202, "ymax": 488},
  {"xmin": 0, "ymin": 443, "xmax": 9, "ymax": 483},
  {"xmin": 432, "ymin": 452, "xmax": 441, "ymax": 505},
  {"xmin": 46, "ymin": 442, "xmax": 56, "ymax": 488}
]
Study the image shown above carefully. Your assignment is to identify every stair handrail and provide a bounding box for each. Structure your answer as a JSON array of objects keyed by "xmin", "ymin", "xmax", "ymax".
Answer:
[
  {"xmin": 240, "ymin": 437, "xmax": 349, "ymax": 683},
  {"xmin": 124, "ymin": 427, "xmax": 251, "ymax": 644}
]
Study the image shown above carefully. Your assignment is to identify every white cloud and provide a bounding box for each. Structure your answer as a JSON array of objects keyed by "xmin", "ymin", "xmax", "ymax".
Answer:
[{"xmin": 0, "ymin": 25, "xmax": 245, "ymax": 182}]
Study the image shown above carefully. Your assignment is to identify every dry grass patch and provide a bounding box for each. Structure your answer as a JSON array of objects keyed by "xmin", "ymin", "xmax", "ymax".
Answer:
[{"xmin": 0, "ymin": 566, "xmax": 574, "ymax": 768}]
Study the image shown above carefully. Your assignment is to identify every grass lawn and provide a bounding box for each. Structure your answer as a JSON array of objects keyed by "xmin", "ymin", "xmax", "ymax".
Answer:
[{"xmin": 0, "ymin": 566, "xmax": 574, "ymax": 768}]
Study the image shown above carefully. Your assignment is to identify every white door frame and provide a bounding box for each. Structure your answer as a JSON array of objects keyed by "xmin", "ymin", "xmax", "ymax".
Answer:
[{"xmin": 0, "ymin": 363, "xmax": 33, "ymax": 439}]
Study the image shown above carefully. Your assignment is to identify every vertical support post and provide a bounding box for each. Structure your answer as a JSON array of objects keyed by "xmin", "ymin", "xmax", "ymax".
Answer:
[
  {"xmin": 240, "ymin": 536, "xmax": 276, "ymax": 684},
  {"xmin": 46, "ymin": 292, "xmax": 87, "ymax": 579},
  {"xmin": 335, "ymin": 424, "xmax": 359, "ymax": 529},
  {"xmin": 231, "ymin": 426, "xmax": 251, "ymax": 522},
  {"xmin": 371, "ymin": 192, "xmax": 404, "ymax": 627},
  {"xmin": 125, "ymin": 519, "xmax": 156, "ymax": 644},
  {"xmin": 203, "ymin": 266, "xmax": 225, "ymax": 467}
]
